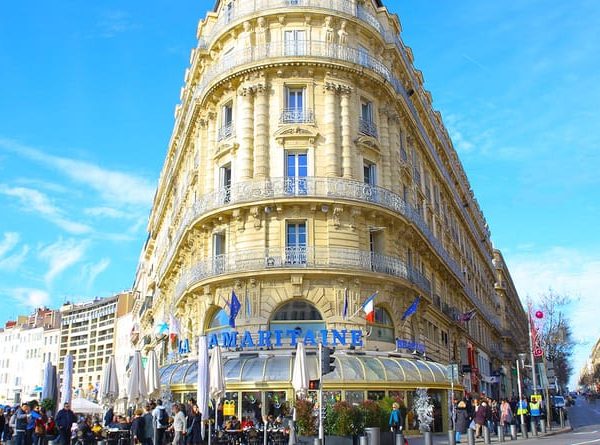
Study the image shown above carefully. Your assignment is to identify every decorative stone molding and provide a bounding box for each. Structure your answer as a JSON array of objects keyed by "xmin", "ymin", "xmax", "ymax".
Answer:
[{"xmin": 274, "ymin": 125, "xmax": 319, "ymax": 147}]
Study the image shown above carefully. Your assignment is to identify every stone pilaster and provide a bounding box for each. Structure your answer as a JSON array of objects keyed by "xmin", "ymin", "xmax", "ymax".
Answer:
[
  {"xmin": 340, "ymin": 86, "xmax": 353, "ymax": 179},
  {"xmin": 205, "ymin": 112, "xmax": 216, "ymax": 193},
  {"xmin": 389, "ymin": 113, "xmax": 401, "ymax": 194},
  {"xmin": 379, "ymin": 107, "xmax": 391, "ymax": 188},
  {"xmin": 253, "ymin": 83, "xmax": 270, "ymax": 178},
  {"xmin": 238, "ymin": 86, "xmax": 255, "ymax": 181},
  {"xmin": 324, "ymin": 82, "xmax": 339, "ymax": 177}
]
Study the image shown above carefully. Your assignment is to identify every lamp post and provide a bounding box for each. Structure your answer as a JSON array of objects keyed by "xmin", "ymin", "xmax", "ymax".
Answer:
[{"xmin": 516, "ymin": 354, "xmax": 528, "ymax": 439}]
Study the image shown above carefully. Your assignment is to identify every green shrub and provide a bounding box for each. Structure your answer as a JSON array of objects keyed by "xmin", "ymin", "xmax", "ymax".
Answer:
[{"xmin": 295, "ymin": 399, "xmax": 318, "ymax": 436}]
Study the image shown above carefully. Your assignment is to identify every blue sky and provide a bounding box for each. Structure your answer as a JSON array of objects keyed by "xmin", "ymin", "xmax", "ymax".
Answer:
[{"xmin": 1, "ymin": 1, "xmax": 599, "ymax": 388}]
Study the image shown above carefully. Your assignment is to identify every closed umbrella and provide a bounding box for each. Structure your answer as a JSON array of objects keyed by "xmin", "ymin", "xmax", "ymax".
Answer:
[
  {"xmin": 146, "ymin": 350, "xmax": 161, "ymax": 398},
  {"xmin": 41, "ymin": 360, "xmax": 54, "ymax": 401},
  {"xmin": 60, "ymin": 354, "xmax": 74, "ymax": 407},
  {"xmin": 127, "ymin": 351, "xmax": 148, "ymax": 405},
  {"xmin": 100, "ymin": 356, "xmax": 119, "ymax": 406},
  {"xmin": 208, "ymin": 345, "xmax": 225, "ymax": 406},
  {"xmin": 197, "ymin": 336, "xmax": 209, "ymax": 440},
  {"xmin": 292, "ymin": 341, "xmax": 308, "ymax": 399}
]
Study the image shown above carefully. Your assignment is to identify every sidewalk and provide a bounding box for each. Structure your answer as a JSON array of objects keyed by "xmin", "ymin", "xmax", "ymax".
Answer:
[{"xmin": 402, "ymin": 422, "xmax": 572, "ymax": 445}]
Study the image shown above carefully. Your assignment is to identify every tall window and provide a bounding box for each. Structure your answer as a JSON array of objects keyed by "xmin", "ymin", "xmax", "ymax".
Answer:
[
  {"xmin": 285, "ymin": 152, "xmax": 307, "ymax": 195},
  {"xmin": 219, "ymin": 102, "xmax": 233, "ymax": 140},
  {"xmin": 213, "ymin": 232, "xmax": 226, "ymax": 274},
  {"xmin": 359, "ymin": 100, "xmax": 377, "ymax": 137},
  {"xmin": 270, "ymin": 300, "xmax": 325, "ymax": 336},
  {"xmin": 219, "ymin": 164, "xmax": 232, "ymax": 204},
  {"xmin": 284, "ymin": 30, "xmax": 307, "ymax": 56},
  {"xmin": 371, "ymin": 306, "xmax": 395, "ymax": 344},
  {"xmin": 363, "ymin": 162, "xmax": 376, "ymax": 186},
  {"xmin": 369, "ymin": 230, "xmax": 383, "ymax": 272},
  {"xmin": 358, "ymin": 44, "xmax": 370, "ymax": 67},
  {"xmin": 282, "ymin": 87, "xmax": 310, "ymax": 123},
  {"xmin": 224, "ymin": 2, "xmax": 234, "ymax": 24},
  {"xmin": 286, "ymin": 222, "xmax": 307, "ymax": 265}
]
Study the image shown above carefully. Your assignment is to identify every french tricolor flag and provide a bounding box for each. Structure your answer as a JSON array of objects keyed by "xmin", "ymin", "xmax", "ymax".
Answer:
[{"xmin": 361, "ymin": 291, "xmax": 378, "ymax": 323}]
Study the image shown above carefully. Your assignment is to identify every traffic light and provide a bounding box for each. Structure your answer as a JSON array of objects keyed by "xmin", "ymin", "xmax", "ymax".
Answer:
[{"xmin": 321, "ymin": 346, "xmax": 336, "ymax": 375}]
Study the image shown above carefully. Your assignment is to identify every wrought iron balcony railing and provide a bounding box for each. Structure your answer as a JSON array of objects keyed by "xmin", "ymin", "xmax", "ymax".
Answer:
[
  {"xmin": 217, "ymin": 122, "xmax": 234, "ymax": 141},
  {"xmin": 359, "ymin": 118, "xmax": 378, "ymax": 138},
  {"xmin": 280, "ymin": 108, "xmax": 315, "ymax": 124},
  {"xmin": 174, "ymin": 246, "xmax": 430, "ymax": 304}
]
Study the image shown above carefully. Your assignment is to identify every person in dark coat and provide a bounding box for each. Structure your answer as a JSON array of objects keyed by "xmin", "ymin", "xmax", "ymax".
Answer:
[
  {"xmin": 474, "ymin": 400, "xmax": 487, "ymax": 438},
  {"xmin": 186, "ymin": 405, "xmax": 202, "ymax": 445},
  {"xmin": 104, "ymin": 408, "xmax": 114, "ymax": 428},
  {"xmin": 142, "ymin": 405, "xmax": 154, "ymax": 445},
  {"xmin": 131, "ymin": 410, "xmax": 146, "ymax": 445},
  {"xmin": 55, "ymin": 403, "xmax": 77, "ymax": 445},
  {"xmin": 454, "ymin": 401, "xmax": 469, "ymax": 443}
]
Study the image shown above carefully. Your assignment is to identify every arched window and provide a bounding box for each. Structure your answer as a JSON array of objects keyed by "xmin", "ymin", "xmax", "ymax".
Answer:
[
  {"xmin": 207, "ymin": 308, "xmax": 234, "ymax": 336},
  {"xmin": 370, "ymin": 306, "xmax": 395, "ymax": 343},
  {"xmin": 269, "ymin": 300, "xmax": 325, "ymax": 335}
]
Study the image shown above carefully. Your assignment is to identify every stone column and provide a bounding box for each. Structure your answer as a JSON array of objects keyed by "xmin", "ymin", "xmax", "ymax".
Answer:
[
  {"xmin": 379, "ymin": 107, "xmax": 391, "ymax": 189},
  {"xmin": 205, "ymin": 112, "xmax": 216, "ymax": 193},
  {"xmin": 340, "ymin": 86, "xmax": 353, "ymax": 179},
  {"xmin": 389, "ymin": 113, "xmax": 401, "ymax": 193},
  {"xmin": 195, "ymin": 118, "xmax": 207, "ymax": 196},
  {"xmin": 324, "ymin": 82, "xmax": 339, "ymax": 177},
  {"xmin": 253, "ymin": 83, "xmax": 270, "ymax": 178},
  {"xmin": 238, "ymin": 86, "xmax": 255, "ymax": 181}
]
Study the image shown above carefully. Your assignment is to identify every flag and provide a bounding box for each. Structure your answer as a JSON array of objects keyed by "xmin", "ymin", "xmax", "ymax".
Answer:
[
  {"xmin": 401, "ymin": 296, "xmax": 420, "ymax": 321},
  {"xmin": 169, "ymin": 314, "xmax": 180, "ymax": 344},
  {"xmin": 342, "ymin": 288, "xmax": 349, "ymax": 320},
  {"xmin": 361, "ymin": 291, "xmax": 378, "ymax": 323},
  {"xmin": 229, "ymin": 290, "xmax": 241, "ymax": 328},
  {"xmin": 458, "ymin": 309, "xmax": 476, "ymax": 323}
]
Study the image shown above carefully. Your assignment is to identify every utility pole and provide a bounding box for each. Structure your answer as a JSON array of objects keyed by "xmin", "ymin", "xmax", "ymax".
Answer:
[
  {"xmin": 318, "ymin": 342, "xmax": 324, "ymax": 444},
  {"xmin": 527, "ymin": 312, "xmax": 539, "ymax": 395}
]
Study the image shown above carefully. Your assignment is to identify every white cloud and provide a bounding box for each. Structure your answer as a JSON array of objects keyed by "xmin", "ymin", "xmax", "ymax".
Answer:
[
  {"xmin": 0, "ymin": 232, "xmax": 29, "ymax": 271},
  {"xmin": 9, "ymin": 288, "xmax": 51, "ymax": 309},
  {"xmin": 38, "ymin": 238, "xmax": 89, "ymax": 285},
  {"xmin": 0, "ymin": 138, "xmax": 155, "ymax": 207},
  {"xmin": 81, "ymin": 258, "xmax": 111, "ymax": 290},
  {"xmin": 84, "ymin": 207, "xmax": 129, "ymax": 219},
  {"xmin": 504, "ymin": 246, "xmax": 600, "ymax": 386},
  {"xmin": 0, "ymin": 232, "xmax": 19, "ymax": 258},
  {"xmin": 0, "ymin": 184, "xmax": 92, "ymax": 234}
]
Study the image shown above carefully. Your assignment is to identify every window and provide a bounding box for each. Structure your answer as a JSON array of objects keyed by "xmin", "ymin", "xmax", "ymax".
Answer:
[
  {"xmin": 286, "ymin": 222, "xmax": 307, "ymax": 265},
  {"xmin": 284, "ymin": 30, "xmax": 307, "ymax": 56},
  {"xmin": 358, "ymin": 44, "xmax": 369, "ymax": 67},
  {"xmin": 282, "ymin": 87, "xmax": 312, "ymax": 123},
  {"xmin": 219, "ymin": 102, "xmax": 233, "ymax": 141},
  {"xmin": 213, "ymin": 232, "xmax": 226, "ymax": 274},
  {"xmin": 371, "ymin": 306, "xmax": 395, "ymax": 343},
  {"xmin": 285, "ymin": 152, "xmax": 307, "ymax": 195},
  {"xmin": 359, "ymin": 100, "xmax": 377, "ymax": 137},
  {"xmin": 270, "ymin": 300, "xmax": 325, "ymax": 340},
  {"xmin": 219, "ymin": 164, "xmax": 232, "ymax": 204},
  {"xmin": 363, "ymin": 162, "xmax": 376, "ymax": 186},
  {"xmin": 224, "ymin": 2, "xmax": 234, "ymax": 24}
]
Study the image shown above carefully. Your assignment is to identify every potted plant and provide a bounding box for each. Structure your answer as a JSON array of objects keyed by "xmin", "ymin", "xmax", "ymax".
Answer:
[
  {"xmin": 295, "ymin": 399, "xmax": 318, "ymax": 437},
  {"xmin": 325, "ymin": 401, "xmax": 362, "ymax": 445}
]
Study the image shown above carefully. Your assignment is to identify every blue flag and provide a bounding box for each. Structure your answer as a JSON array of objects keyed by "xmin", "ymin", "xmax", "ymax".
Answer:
[
  {"xmin": 401, "ymin": 296, "xmax": 420, "ymax": 321},
  {"xmin": 229, "ymin": 290, "xmax": 242, "ymax": 328},
  {"xmin": 342, "ymin": 288, "xmax": 349, "ymax": 320}
]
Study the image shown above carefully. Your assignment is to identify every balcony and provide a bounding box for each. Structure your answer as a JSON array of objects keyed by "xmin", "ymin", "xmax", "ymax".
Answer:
[
  {"xmin": 280, "ymin": 108, "xmax": 315, "ymax": 124},
  {"xmin": 217, "ymin": 122, "xmax": 234, "ymax": 141},
  {"xmin": 175, "ymin": 246, "xmax": 428, "ymax": 304},
  {"xmin": 359, "ymin": 118, "xmax": 378, "ymax": 138}
]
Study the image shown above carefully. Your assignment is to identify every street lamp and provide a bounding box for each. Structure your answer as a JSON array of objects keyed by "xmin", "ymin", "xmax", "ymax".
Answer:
[{"xmin": 516, "ymin": 354, "xmax": 528, "ymax": 439}]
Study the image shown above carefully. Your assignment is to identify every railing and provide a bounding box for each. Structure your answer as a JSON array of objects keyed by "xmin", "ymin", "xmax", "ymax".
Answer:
[
  {"xmin": 174, "ymin": 246, "xmax": 430, "ymax": 304},
  {"xmin": 359, "ymin": 118, "xmax": 378, "ymax": 138},
  {"xmin": 139, "ymin": 295, "xmax": 153, "ymax": 318},
  {"xmin": 280, "ymin": 108, "xmax": 315, "ymax": 124},
  {"xmin": 217, "ymin": 122, "xmax": 234, "ymax": 141}
]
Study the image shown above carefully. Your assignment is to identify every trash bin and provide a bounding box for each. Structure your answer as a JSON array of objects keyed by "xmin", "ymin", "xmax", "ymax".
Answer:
[{"xmin": 365, "ymin": 427, "xmax": 381, "ymax": 445}]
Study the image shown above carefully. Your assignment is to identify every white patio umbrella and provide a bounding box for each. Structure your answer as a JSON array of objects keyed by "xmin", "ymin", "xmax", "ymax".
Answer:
[
  {"xmin": 71, "ymin": 397, "xmax": 104, "ymax": 414},
  {"xmin": 41, "ymin": 360, "xmax": 54, "ymax": 400},
  {"xmin": 197, "ymin": 336, "xmax": 209, "ymax": 440},
  {"xmin": 292, "ymin": 341, "xmax": 308, "ymax": 399},
  {"xmin": 209, "ymin": 345, "xmax": 225, "ymax": 406},
  {"xmin": 60, "ymin": 354, "xmax": 74, "ymax": 408},
  {"xmin": 146, "ymin": 350, "xmax": 161, "ymax": 398},
  {"xmin": 127, "ymin": 350, "xmax": 148, "ymax": 405},
  {"xmin": 99, "ymin": 356, "xmax": 119, "ymax": 406}
]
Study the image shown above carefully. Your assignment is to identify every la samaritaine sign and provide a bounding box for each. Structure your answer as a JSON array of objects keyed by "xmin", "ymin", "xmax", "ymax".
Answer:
[{"xmin": 203, "ymin": 328, "xmax": 426, "ymax": 353}]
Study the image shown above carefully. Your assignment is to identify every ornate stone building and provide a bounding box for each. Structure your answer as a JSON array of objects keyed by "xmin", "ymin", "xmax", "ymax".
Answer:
[{"xmin": 131, "ymin": 0, "xmax": 527, "ymax": 429}]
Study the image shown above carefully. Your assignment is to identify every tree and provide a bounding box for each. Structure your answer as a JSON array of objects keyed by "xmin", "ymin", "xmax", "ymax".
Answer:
[{"xmin": 534, "ymin": 290, "xmax": 575, "ymax": 388}]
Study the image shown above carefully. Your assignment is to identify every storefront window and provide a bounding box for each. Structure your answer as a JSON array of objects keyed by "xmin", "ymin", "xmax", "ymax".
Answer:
[
  {"xmin": 389, "ymin": 390, "xmax": 406, "ymax": 403},
  {"xmin": 367, "ymin": 391, "xmax": 385, "ymax": 401},
  {"xmin": 345, "ymin": 391, "xmax": 364, "ymax": 405},
  {"xmin": 323, "ymin": 390, "xmax": 342, "ymax": 406},
  {"xmin": 266, "ymin": 391, "xmax": 288, "ymax": 418},
  {"xmin": 269, "ymin": 301, "xmax": 325, "ymax": 336},
  {"xmin": 242, "ymin": 392, "xmax": 262, "ymax": 423}
]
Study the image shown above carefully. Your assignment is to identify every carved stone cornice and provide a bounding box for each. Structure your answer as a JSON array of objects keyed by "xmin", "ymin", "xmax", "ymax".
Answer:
[{"xmin": 274, "ymin": 125, "xmax": 319, "ymax": 146}]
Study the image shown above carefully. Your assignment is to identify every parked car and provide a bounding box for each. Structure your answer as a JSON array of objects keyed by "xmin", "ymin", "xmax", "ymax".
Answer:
[{"xmin": 552, "ymin": 395, "xmax": 566, "ymax": 408}]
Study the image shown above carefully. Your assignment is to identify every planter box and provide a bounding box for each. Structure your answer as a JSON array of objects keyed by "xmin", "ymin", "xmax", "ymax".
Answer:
[
  {"xmin": 380, "ymin": 431, "xmax": 395, "ymax": 445},
  {"xmin": 324, "ymin": 435, "xmax": 357, "ymax": 445}
]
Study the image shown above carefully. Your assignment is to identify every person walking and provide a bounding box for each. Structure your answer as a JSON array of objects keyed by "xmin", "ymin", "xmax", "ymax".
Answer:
[
  {"xmin": 474, "ymin": 399, "xmax": 486, "ymax": 439},
  {"xmin": 14, "ymin": 404, "xmax": 30, "ymax": 445},
  {"xmin": 529, "ymin": 397, "xmax": 541, "ymax": 431},
  {"xmin": 55, "ymin": 403, "xmax": 77, "ymax": 445},
  {"xmin": 170, "ymin": 405, "xmax": 185, "ymax": 445},
  {"xmin": 153, "ymin": 400, "xmax": 169, "ymax": 445},
  {"xmin": 33, "ymin": 407, "xmax": 48, "ymax": 445},
  {"xmin": 500, "ymin": 399, "xmax": 512, "ymax": 434},
  {"xmin": 142, "ymin": 405, "xmax": 154, "ymax": 445},
  {"xmin": 186, "ymin": 405, "xmax": 202, "ymax": 445},
  {"xmin": 454, "ymin": 401, "xmax": 469, "ymax": 444},
  {"xmin": 131, "ymin": 410, "xmax": 146, "ymax": 445}
]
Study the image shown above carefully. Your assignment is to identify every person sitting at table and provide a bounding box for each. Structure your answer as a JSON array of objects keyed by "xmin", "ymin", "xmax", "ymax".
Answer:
[
  {"xmin": 91, "ymin": 421, "xmax": 103, "ymax": 439},
  {"xmin": 241, "ymin": 417, "xmax": 254, "ymax": 429},
  {"xmin": 224, "ymin": 416, "xmax": 241, "ymax": 431}
]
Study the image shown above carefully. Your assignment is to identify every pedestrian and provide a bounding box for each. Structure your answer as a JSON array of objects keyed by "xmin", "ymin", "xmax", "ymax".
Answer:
[
  {"xmin": 474, "ymin": 399, "xmax": 486, "ymax": 439},
  {"xmin": 388, "ymin": 402, "xmax": 403, "ymax": 434},
  {"xmin": 186, "ymin": 405, "xmax": 201, "ymax": 445},
  {"xmin": 152, "ymin": 400, "xmax": 169, "ymax": 445},
  {"xmin": 104, "ymin": 407, "xmax": 114, "ymax": 428},
  {"xmin": 14, "ymin": 403, "xmax": 30, "ymax": 445},
  {"xmin": 529, "ymin": 397, "xmax": 541, "ymax": 430},
  {"xmin": 170, "ymin": 405, "xmax": 185, "ymax": 445},
  {"xmin": 500, "ymin": 399, "xmax": 512, "ymax": 434},
  {"xmin": 26, "ymin": 405, "xmax": 40, "ymax": 445},
  {"xmin": 131, "ymin": 409, "xmax": 146, "ymax": 445},
  {"xmin": 55, "ymin": 402, "xmax": 77, "ymax": 445},
  {"xmin": 454, "ymin": 401, "xmax": 469, "ymax": 443},
  {"xmin": 142, "ymin": 405, "xmax": 154, "ymax": 445},
  {"xmin": 33, "ymin": 407, "xmax": 48, "ymax": 445},
  {"xmin": 0, "ymin": 408, "xmax": 5, "ymax": 445}
]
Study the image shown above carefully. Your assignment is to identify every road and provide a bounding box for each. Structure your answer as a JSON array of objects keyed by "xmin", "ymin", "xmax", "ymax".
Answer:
[{"xmin": 404, "ymin": 395, "xmax": 600, "ymax": 445}]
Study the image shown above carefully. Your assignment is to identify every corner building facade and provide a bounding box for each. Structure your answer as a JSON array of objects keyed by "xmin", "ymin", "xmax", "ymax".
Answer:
[{"xmin": 133, "ymin": 0, "xmax": 528, "ymax": 431}]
